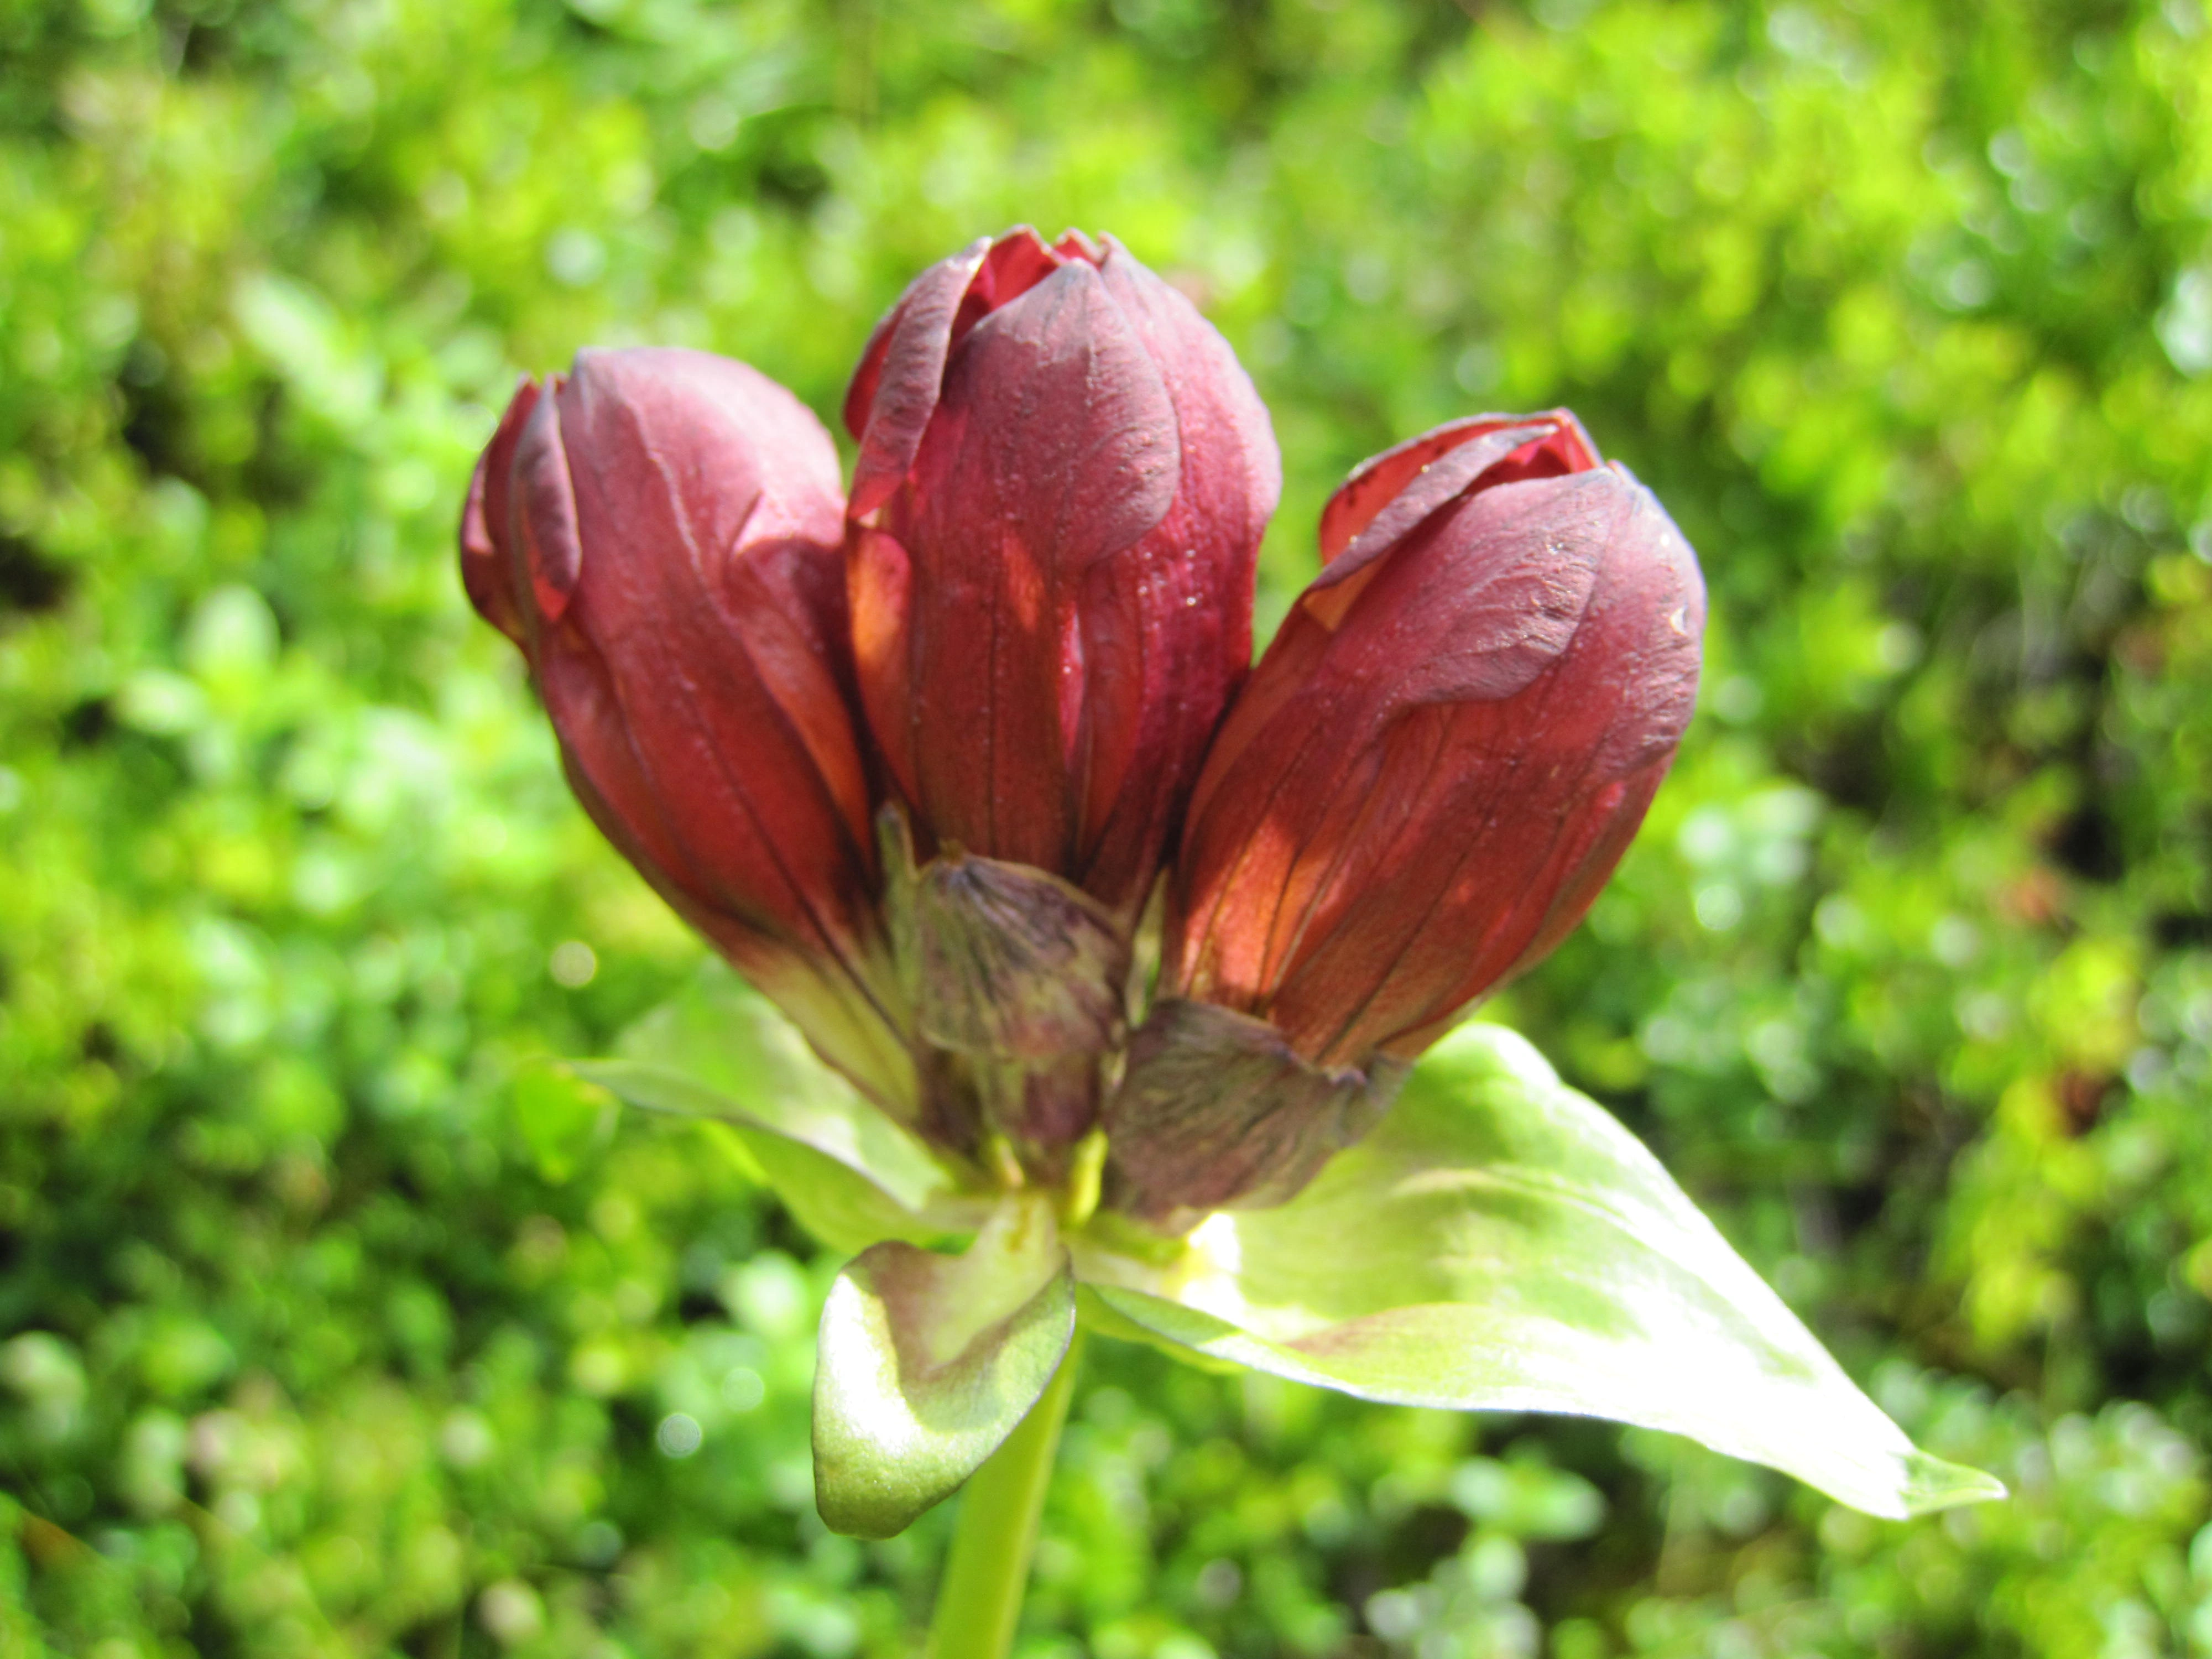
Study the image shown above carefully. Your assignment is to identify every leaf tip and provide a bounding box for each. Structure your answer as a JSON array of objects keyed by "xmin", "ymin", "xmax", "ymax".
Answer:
[
  {"xmin": 1895, "ymin": 1450, "xmax": 2009, "ymax": 1516},
  {"xmin": 811, "ymin": 1458, "xmax": 926, "ymax": 1541}
]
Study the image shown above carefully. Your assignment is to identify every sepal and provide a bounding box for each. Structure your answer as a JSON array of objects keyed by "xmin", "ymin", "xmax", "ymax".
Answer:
[
  {"xmin": 912, "ymin": 852, "xmax": 1130, "ymax": 1062},
  {"xmin": 1103, "ymin": 998, "xmax": 1405, "ymax": 1224},
  {"xmin": 878, "ymin": 806, "xmax": 1133, "ymax": 1150}
]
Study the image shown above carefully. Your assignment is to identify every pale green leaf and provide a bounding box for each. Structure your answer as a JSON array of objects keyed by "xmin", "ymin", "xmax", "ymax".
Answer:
[
  {"xmin": 578, "ymin": 963, "xmax": 983, "ymax": 1254},
  {"xmin": 580, "ymin": 1058, "xmax": 958, "ymax": 1254},
  {"xmin": 813, "ymin": 1196, "xmax": 1076, "ymax": 1538},
  {"xmin": 1079, "ymin": 1022, "xmax": 2004, "ymax": 1520}
]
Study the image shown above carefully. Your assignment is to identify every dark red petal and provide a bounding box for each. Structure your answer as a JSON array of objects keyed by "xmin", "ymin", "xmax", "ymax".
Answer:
[
  {"xmin": 842, "ymin": 306, "xmax": 901, "ymax": 441},
  {"xmin": 1335, "ymin": 471, "xmax": 1613, "ymax": 705},
  {"xmin": 1167, "ymin": 460, "xmax": 1701, "ymax": 1067},
  {"xmin": 460, "ymin": 346, "xmax": 927, "ymax": 1115},
  {"xmin": 889, "ymin": 259, "xmax": 1181, "ymax": 873},
  {"xmin": 1311, "ymin": 421, "xmax": 1554, "ymax": 601},
  {"xmin": 1065, "ymin": 238, "xmax": 1279, "ymax": 907},
  {"xmin": 1176, "ymin": 599, "xmax": 1332, "ymax": 839},
  {"xmin": 1180, "ymin": 474, "xmax": 1618, "ymax": 963},
  {"xmin": 1052, "ymin": 227, "xmax": 1104, "ymax": 265},
  {"xmin": 545, "ymin": 348, "xmax": 874, "ymax": 956},
  {"xmin": 847, "ymin": 523, "xmax": 920, "ymax": 806},
  {"xmin": 963, "ymin": 226, "xmax": 1062, "ymax": 322},
  {"xmin": 846, "ymin": 237, "xmax": 992, "ymax": 516},
  {"xmin": 511, "ymin": 387, "xmax": 585, "ymax": 626},
  {"xmin": 457, "ymin": 375, "xmax": 539, "ymax": 643},
  {"xmin": 1317, "ymin": 410, "xmax": 1598, "ymax": 561},
  {"xmin": 1089, "ymin": 236, "xmax": 1281, "ymax": 586},
  {"xmin": 847, "ymin": 233, "xmax": 1276, "ymax": 919},
  {"xmin": 1295, "ymin": 481, "xmax": 1698, "ymax": 1061}
]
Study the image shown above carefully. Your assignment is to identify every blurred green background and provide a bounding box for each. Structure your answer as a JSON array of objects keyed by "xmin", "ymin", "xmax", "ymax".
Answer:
[{"xmin": 3, "ymin": 0, "xmax": 2211, "ymax": 1652}]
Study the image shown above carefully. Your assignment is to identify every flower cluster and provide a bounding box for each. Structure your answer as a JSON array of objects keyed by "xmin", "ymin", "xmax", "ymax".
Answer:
[{"xmin": 461, "ymin": 227, "xmax": 1704, "ymax": 1230}]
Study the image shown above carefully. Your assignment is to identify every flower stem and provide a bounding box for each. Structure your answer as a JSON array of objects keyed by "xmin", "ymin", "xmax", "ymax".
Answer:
[{"xmin": 924, "ymin": 1332, "xmax": 1084, "ymax": 1659}]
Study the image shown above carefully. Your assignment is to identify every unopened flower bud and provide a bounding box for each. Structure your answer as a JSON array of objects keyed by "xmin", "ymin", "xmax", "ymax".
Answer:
[
  {"xmin": 1109, "ymin": 412, "xmax": 1704, "ymax": 1217},
  {"xmin": 843, "ymin": 227, "xmax": 1281, "ymax": 916},
  {"xmin": 460, "ymin": 347, "xmax": 914, "ymax": 1111}
]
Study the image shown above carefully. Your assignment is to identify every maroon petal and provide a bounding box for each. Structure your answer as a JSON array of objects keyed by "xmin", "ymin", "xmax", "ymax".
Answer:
[
  {"xmin": 460, "ymin": 347, "xmax": 914, "ymax": 1112},
  {"xmin": 457, "ymin": 376, "xmax": 540, "ymax": 643},
  {"xmin": 1165, "ymin": 420, "xmax": 1703, "ymax": 1071},
  {"xmin": 545, "ymin": 349, "xmax": 869, "ymax": 951},
  {"xmin": 877, "ymin": 259, "xmax": 1181, "ymax": 875},
  {"xmin": 1314, "ymin": 421, "xmax": 1553, "ymax": 594},
  {"xmin": 1067, "ymin": 239, "xmax": 1280, "ymax": 909},
  {"xmin": 843, "ymin": 229, "xmax": 1277, "ymax": 921},
  {"xmin": 846, "ymin": 237, "xmax": 992, "ymax": 517},
  {"xmin": 1318, "ymin": 410, "xmax": 1598, "ymax": 560},
  {"xmin": 964, "ymin": 226, "xmax": 1062, "ymax": 320},
  {"xmin": 511, "ymin": 386, "xmax": 585, "ymax": 625}
]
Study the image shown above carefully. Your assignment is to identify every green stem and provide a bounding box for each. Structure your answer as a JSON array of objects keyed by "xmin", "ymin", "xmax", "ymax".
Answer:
[{"xmin": 924, "ymin": 1332, "xmax": 1084, "ymax": 1659}]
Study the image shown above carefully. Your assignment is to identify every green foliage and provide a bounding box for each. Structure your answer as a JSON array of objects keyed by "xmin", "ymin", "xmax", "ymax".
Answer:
[
  {"xmin": 2, "ymin": 0, "xmax": 2210, "ymax": 1653},
  {"xmin": 815, "ymin": 1198, "xmax": 1074, "ymax": 1541},
  {"xmin": 583, "ymin": 966, "xmax": 978, "ymax": 1253},
  {"xmin": 1087, "ymin": 1023, "xmax": 2001, "ymax": 1521}
]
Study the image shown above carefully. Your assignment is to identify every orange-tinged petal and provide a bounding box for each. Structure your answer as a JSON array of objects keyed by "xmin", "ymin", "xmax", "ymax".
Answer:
[{"xmin": 1165, "ymin": 414, "xmax": 1704, "ymax": 1072}]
